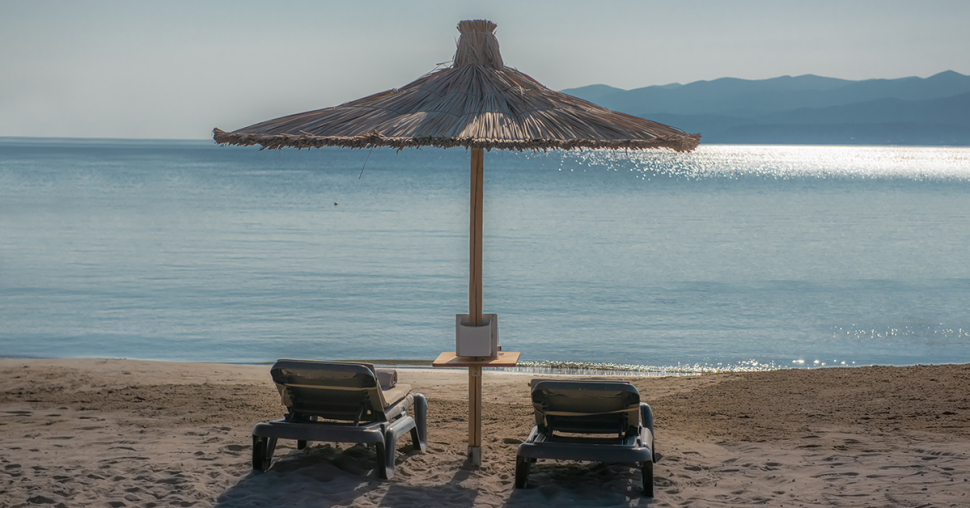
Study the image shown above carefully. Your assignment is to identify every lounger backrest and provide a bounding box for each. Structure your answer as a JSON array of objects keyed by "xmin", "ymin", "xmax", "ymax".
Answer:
[
  {"xmin": 530, "ymin": 379, "xmax": 641, "ymax": 435},
  {"xmin": 271, "ymin": 360, "xmax": 389, "ymax": 422}
]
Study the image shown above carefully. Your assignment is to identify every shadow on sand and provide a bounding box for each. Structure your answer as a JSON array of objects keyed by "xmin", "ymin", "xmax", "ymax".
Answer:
[{"xmin": 214, "ymin": 442, "xmax": 655, "ymax": 507}]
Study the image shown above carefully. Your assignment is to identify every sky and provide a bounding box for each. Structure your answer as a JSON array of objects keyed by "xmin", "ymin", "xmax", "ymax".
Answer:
[{"xmin": 2, "ymin": 0, "xmax": 968, "ymax": 140}]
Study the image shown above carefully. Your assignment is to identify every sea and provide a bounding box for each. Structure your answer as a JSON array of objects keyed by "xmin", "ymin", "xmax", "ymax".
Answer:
[{"xmin": 2, "ymin": 138, "xmax": 969, "ymax": 374}]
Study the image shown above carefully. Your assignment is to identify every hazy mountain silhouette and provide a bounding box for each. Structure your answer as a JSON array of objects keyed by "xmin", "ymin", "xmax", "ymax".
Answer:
[{"xmin": 563, "ymin": 71, "xmax": 970, "ymax": 145}]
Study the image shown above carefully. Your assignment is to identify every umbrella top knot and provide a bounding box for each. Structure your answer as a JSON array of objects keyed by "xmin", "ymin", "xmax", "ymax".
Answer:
[{"xmin": 453, "ymin": 19, "xmax": 504, "ymax": 70}]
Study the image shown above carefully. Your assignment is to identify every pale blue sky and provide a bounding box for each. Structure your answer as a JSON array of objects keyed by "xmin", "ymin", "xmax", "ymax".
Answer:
[{"xmin": 2, "ymin": 0, "xmax": 968, "ymax": 139}]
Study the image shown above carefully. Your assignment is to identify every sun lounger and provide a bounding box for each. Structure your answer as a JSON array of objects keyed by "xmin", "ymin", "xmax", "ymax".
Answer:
[
  {"xmin": 251, "ymin": 359, "xmax": 427, "ymax": 479},
  {"xmin": 514, "ymin": 378, "xmax": 656, "ymax": 496}
]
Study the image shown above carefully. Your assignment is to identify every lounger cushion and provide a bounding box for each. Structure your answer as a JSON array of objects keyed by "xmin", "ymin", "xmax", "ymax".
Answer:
[{"xmin": 380, "ymin": 384, "xmax": 411, "ymax": 407}]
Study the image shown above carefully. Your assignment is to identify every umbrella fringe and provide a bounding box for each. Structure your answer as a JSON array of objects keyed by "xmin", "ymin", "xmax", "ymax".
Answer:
[{"xmin": 213, "ymin": 128, "xmax": 700, "ymax": 153}]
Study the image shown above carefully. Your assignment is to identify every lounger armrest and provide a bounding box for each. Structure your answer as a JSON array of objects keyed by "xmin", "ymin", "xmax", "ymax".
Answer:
[{"xmin": 381, "ymin": 385, "xmax": 413, "ymax": 419}]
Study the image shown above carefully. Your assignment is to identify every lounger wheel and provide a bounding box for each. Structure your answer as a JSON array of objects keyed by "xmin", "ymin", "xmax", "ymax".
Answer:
[
  {"xmin": 252, "ymin": 435, "xmax": 273, "ymax": 471},
  {"xmin": 641, "ymin": 460, "xmax": 654, "ymax": 497},
  {"xmin": 297, "ymin": 440, "xmax": 307, "ymax": 450},
  {"xmin": 514, "ymin": 455, "xmax": 531, "ymax": 488}
]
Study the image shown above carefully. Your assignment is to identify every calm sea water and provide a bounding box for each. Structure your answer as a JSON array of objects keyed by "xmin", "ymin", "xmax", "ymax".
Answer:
[{"xmin": 2, "ymin": 138, "xmax": 969, "ymax": 372}]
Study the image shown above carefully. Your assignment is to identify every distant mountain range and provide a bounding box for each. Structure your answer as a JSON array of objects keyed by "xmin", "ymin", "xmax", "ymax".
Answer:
[{"xmin": 562, "ymin": 71, "xmax": 970, "ymax": 145}]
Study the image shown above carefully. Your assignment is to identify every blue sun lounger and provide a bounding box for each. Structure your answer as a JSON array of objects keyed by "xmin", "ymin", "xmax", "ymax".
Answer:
[
  {"xmin": 515, "ymin": 378, "xmax": 657, "ymax": 496},
  {"xmin": 252, "ymin": 359, "xmax": 427, "ymax": 479}
]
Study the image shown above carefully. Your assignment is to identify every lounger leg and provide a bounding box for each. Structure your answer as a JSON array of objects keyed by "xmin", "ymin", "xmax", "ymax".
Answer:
[
  {"xmin": 252, "ymin": 435, "xmax": 272, "ymax": 471},
  {"xmin": 640, "ymin": 403, "xmax": 654, "ymax": 433},
  {"xmin": 377, "ymin": 428, "xmax": 397, "ymax": 480},
  {"xmin": 641, "ymin": 403, "xmax": 660, "ymax": 463},
  {"xmin": 266, "ymin": 437, "xmax": 278, "ymax": 462},
  {"xmin": 641, "ymin": 460, "xmax": 654, "ymax": 497},
  {"xmin": 376, "ymin": 441, "xmax": 388, "ymax": 479},
  {"xmin": 514, "ymin": 454, "xmax": 530, "ymax": 488},
  {"xmin": 411, "ymin": 393, "xmax": 428, "ymax": 452},
  {"xmin": 252, "ymin": 435, "xmax": 264, "ymax": 471},
  {"xmin": 388, "ymin": 429, "xmax": 399, "ymax": 478}
]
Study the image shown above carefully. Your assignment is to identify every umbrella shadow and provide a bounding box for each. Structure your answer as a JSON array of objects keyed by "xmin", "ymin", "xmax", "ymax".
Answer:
[
  {"xmin": 374, "ymin": 464, "xmax": 479, "ymax": 508},
  {"xmin": 503, "ymin": 461, "xmax": 658, "ymax": 507}
]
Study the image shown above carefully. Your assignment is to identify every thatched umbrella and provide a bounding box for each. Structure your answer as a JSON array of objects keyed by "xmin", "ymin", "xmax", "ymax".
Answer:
[{"xmin": 214, "ymin": 19, "xmax": 699, "ymax": 464}]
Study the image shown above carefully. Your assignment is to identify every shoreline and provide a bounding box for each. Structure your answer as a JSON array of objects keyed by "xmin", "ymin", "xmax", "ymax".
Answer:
[
  {"xmin": 2, "ymin": 358, "xmax": 969, "ymax": 507},
  {"xmin": 0, "ymin": 354, "xmax": 884, "ymax": 377}
]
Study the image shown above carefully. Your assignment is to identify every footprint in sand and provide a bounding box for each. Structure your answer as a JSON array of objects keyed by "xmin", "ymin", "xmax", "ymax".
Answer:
[{"xmin": 812, "ymin": 471, "xmax": 860, "ymax": 480}]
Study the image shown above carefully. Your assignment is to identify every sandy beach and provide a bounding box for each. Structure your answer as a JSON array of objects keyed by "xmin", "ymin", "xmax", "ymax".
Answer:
[{"xmin": 2, "ymin": 359, "xmax": 969, "ymax": 507}]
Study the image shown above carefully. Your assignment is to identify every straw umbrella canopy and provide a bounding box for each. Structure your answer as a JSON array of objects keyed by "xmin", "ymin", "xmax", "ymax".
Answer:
[{"xmin": 214, "ymin": 19, "xmax": 700, "ymax": 329}]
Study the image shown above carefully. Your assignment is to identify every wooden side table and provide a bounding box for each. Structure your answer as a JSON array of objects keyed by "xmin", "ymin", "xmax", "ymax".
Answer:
[{"xmin": 432, "ymin": 351, "xmax": 520, "ymax": 465}]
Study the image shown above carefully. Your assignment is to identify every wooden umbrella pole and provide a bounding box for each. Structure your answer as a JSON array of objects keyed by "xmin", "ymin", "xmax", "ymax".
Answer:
[
  {"xmin": 468, "ymin": 147, "xmax": 485, "ymax": 464},
  {"xmin": 468, "ymin": 364, "xmax": 482, "ymax": 463},
  {"xmin": 469, "ymin": 147, "xmax": 484, "ymax": 327}
]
